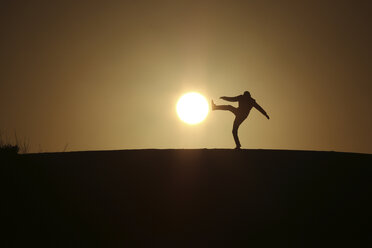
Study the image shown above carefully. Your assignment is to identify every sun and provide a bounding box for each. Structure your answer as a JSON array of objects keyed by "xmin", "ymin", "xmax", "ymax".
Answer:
[{"xmin": 176, "ymin": 92, "xmax": 209, "ymax": 125}]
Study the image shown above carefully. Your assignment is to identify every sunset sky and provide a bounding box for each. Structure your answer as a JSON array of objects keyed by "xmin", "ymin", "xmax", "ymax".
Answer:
[{"xmin": 1, "ymin": 0, "xmax": 371, "ymax": 153}]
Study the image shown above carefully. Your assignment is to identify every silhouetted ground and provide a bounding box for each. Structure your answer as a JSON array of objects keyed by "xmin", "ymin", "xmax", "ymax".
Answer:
[{"xmin": 1, "ymin": 149, "xmax": 371, "ymax": 247}]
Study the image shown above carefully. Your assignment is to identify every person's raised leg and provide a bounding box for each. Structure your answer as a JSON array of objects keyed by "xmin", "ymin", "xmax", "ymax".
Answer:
[{"xmin": 212, "ymin": 101, "xmax": 236, "ymax": 113}]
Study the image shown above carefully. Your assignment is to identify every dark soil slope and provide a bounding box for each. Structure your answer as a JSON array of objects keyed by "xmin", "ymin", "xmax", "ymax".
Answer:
[{"xmin": 2, "ymin": 150, "xmax": 372, "ymax": 247}]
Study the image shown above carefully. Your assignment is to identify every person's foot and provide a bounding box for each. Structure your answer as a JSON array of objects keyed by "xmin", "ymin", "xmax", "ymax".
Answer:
[
  {"xmin": 211, "ymin": 100, "xmax": 216, "ymax": 110},
  {"xmin": 234, "ymin": 145, "xmax": 241, "ymax": 150}
]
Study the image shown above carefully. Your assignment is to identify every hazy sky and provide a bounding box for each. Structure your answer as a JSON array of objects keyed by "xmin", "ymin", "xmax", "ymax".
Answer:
[{"xmin": 1, "ymin": 0, "xmax": 371, "ymax": 153}]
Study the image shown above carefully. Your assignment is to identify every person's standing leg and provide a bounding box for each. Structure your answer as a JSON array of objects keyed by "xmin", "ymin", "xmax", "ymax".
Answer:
[{"xmin": 232, "ymin": 114, "xmax": 247, "ymax": 149}]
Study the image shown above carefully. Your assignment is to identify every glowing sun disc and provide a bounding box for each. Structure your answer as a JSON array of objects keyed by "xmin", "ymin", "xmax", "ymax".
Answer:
[{"xmin": 176, "ymin": 92, "xmax": 209, "ymax": 125}]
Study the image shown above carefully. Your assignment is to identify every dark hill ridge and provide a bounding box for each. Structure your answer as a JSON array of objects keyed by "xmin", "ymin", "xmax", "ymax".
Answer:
[{"xmin": 2, "ymin": 149, "xmax": 372, "ymax": 247}]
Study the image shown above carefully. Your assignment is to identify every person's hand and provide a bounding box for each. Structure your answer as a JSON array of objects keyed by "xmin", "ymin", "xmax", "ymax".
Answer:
[
  {"xmin": 266, "ymin": 114, "xmax": 270, "ymax": 120},
  {"xmin": 220, "ymin": 96, "xmax": 226, "ymax": 100}
]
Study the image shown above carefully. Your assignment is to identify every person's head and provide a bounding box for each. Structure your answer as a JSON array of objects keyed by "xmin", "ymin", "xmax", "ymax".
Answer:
[{"xmin": 244, "ymin": 91, "xmax": 251, "ymax": 97}]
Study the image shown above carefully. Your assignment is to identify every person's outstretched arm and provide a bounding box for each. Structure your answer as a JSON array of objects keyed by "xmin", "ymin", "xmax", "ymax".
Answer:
[
  {"xmin": 220, "ymin": 95, "xmax": 241, "ymax": 102},
  {"xmin": 254, "ymin": 101, "xmax": 270, "ymax": 119}
]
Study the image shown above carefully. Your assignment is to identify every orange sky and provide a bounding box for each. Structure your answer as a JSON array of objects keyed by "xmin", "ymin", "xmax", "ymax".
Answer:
[{"xmin": 1, "ymin": 1, "xmax": 371, "ymax": 153}]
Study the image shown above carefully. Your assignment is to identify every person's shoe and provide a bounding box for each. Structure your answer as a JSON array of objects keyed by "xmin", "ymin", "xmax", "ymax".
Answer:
[
  {"xmin": 234, "ymin": 145, "xmax": 241, "ymax": 150},
  {"xmin": 211, "ymin": 100, "xmax": 216, "ymax": 110}
]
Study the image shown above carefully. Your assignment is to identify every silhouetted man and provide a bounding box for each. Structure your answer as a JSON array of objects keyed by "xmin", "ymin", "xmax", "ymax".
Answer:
[{"xmin": 211, "ymin": 91, "xmax": 270, "ymax": 149}]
